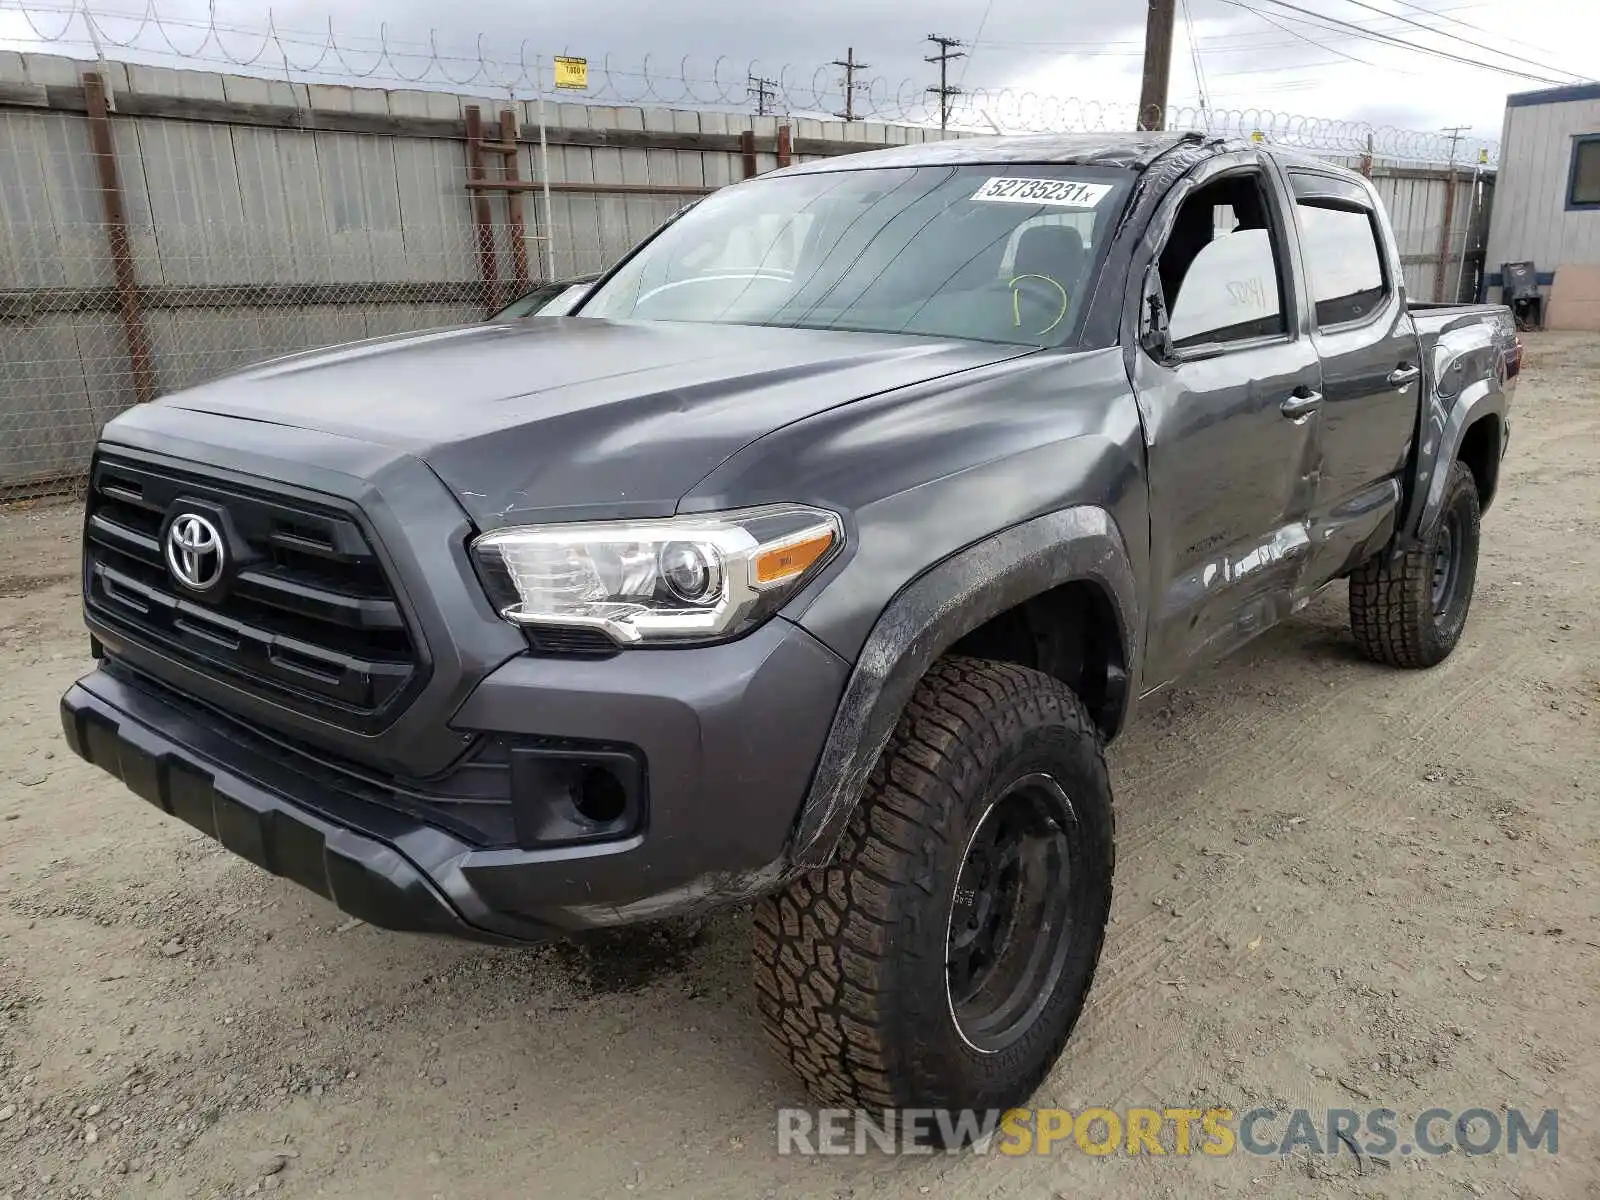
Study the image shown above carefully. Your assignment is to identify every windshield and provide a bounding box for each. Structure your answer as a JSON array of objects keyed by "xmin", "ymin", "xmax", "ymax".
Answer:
[{"xmin": 578, "ymin": 164, "xmax": 1133, "ymax": 346}]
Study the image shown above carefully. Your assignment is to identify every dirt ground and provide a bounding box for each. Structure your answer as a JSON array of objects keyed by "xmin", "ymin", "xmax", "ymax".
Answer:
[{"xmin": 1, "ymin": 334, "xmax": 1596, "ymax": 1200}]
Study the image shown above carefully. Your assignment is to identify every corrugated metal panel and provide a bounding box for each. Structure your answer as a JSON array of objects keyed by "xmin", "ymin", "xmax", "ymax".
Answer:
[{"xmin": 1486, "ymin": 96, "xmax": 1600, "ymax": 281}]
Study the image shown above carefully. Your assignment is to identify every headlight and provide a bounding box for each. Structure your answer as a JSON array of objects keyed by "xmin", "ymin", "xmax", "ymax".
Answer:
[{"xmin": 471, "ymin": 504, "xmax": 843, "ymax": 645}]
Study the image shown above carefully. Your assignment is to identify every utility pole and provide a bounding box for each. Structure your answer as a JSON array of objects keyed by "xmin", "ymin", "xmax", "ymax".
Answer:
[
  {"xmin": 748, "ymin": 74, "xmax": 779, "ymax": 117},
  {"xmin": 1137, "ymin": 0, "xmax": 1177, "ymax": 132},
  {"xmin": 1441, "ymin": 124, "xmax": 1470, "ymax": 165},
  {"xmin": 925, "ymin": 34, "xmax": 965, "ymax": 131},
  {"xmin": 833, "ymin": 47, "xmax": 869, "ymax": 121}
]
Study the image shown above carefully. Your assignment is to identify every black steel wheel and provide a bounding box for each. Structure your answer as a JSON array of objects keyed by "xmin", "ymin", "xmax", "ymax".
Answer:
[{"xmin": 946, "ymin": 773, "xmax": 1078, "ymax": 1055}]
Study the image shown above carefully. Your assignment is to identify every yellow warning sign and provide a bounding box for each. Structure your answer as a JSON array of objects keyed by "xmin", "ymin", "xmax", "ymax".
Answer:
[{"xmin": 554, "ymin": 56, "xmax": 589, "ymax": 90}]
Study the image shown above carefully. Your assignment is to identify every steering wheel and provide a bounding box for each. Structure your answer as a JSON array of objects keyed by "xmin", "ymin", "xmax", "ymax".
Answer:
[{"xmin": 1006, "ymin": 274, "xmax": 1071, "ymax": 338}]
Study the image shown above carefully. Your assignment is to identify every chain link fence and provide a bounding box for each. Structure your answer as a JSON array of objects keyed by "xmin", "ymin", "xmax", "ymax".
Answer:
[{"xmin": 1, "ymin": 98, "xmax": 530, "ymax": 495}]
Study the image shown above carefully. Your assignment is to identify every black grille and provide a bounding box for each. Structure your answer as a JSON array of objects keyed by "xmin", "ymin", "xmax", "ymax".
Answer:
[{"xmin": 84, "ymin": 455, "xmax": 426, "ymax": 730}]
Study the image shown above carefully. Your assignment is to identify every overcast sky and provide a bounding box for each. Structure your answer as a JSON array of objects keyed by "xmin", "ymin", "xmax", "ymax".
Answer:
[{"xmin": 3, "ymin": 0, "xmax": 1595, "ymax": 148}]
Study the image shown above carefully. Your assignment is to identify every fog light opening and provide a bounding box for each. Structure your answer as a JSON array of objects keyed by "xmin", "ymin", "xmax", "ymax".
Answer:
[{"xmin": 574, "ymin": 766, "xmax": 628, "ymax": 824}]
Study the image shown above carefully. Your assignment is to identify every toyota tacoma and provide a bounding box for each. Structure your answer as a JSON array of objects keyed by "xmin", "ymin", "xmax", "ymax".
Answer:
[{"xmin": 61, "ymin": 132, "xmax": 1519, "ymax": 1120}]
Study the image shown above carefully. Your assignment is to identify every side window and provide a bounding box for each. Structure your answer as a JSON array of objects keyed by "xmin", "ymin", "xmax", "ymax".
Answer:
[
  {"xmin": 1296, "ymin": 201, "xmax": 1389, "ymax": 327},
  {"xmin": 1569, "ymin": 135, "xmax": 1600, "ymax": 208},
  {"xmin": 1159, "ymin": 174, "xmax": 1287, "ymax": 350}
]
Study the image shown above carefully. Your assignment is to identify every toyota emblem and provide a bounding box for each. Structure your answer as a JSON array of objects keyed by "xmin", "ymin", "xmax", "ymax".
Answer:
[{"xmin": 165, "ymin": 513, "xmax": 226, "ymax": 592}]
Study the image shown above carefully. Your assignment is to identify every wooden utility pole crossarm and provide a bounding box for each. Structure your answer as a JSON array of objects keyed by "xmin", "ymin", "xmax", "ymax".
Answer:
[
  {"xmin": 926, "ymin": 34, "xmax": 965, "ymax": 132},
  {"xmin": 833, "ymin": 48, "xmax": 869, "ymax": 122},
  {"xmin": 1138, "ymin": 0, "xmax": 1177, "ymax": 132}
]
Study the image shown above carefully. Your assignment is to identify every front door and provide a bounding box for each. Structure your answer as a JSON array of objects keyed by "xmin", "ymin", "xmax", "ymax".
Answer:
[{"xmin": 1134, "ymin": 156, "xmax": 1324, "ymax": 691}]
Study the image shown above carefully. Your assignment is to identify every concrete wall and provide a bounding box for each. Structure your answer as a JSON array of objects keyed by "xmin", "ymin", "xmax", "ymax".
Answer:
[{"xmin": 1485, "ymin": 84, "xmax": 1600, "ymax": 326}]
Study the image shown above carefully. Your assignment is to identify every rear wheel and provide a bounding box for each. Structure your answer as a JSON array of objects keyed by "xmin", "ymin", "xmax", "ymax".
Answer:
[
  {"xmin": 1349, "ymin": 460, "xmax": 1481, "ymax": 668},
  {"xmin": 751, "ymin": 657, "xmax": 1115, "ymax": 1125}
]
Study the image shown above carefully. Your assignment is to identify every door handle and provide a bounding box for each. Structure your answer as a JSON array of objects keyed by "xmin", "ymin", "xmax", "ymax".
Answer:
[
  {"xmin": 1281, "ymin": 388, "xmax": 1323, "ymax": 419},
  {"xmin": 1387, "ymin": 363, "xmax": 1422, "ymax": 388}
]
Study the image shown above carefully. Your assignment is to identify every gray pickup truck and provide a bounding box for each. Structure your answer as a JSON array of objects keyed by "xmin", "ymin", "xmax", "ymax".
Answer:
[{"xmin": 61, "ymin": 132, "xmax": 1518, "ymax": 1124}]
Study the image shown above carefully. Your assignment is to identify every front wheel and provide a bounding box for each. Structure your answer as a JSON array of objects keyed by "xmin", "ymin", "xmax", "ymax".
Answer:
[
  {"xmin": 1349, "ymin": 460, "xmax": 1482, "ymax": 668},
  {"xmin": 751, "ymin": 657, "xmax": 1115, "ymax": 1122}
]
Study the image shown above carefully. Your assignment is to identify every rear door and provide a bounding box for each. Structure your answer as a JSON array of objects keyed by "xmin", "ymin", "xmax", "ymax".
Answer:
[
  {"xmin": 1287, "ymin": 170, "xmax": 1421, "ymax": 583},
  {"xmin": 1132, "ymin": 152, "xmax": 1324, "ymax": 690}
]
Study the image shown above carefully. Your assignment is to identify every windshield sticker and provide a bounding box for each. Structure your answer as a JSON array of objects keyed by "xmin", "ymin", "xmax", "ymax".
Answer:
[{"xmin": 971, "ymin": 177, "xmax": 1113, "ymax": 207}]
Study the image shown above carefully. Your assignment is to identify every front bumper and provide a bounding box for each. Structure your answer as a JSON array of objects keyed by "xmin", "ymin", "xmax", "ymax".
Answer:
[{"xmin": 61, "ymin": 618, "xmax": 846, "ymax": 942}]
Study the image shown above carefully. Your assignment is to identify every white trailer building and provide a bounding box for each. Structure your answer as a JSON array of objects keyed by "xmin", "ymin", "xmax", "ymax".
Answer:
[{"xmin": 1484, "ymin": 84, "xmax": 1600, "ymax": 329}]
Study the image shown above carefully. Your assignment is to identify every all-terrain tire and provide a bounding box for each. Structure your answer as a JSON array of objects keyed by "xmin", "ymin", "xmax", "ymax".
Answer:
[
  {"xmin": 751, "ymin": 656, "xmax": 1115, "ymax": 1120},
  {"xmin": 1349, "ymin": 461, "xmax": 1482, "ymax": 668}
]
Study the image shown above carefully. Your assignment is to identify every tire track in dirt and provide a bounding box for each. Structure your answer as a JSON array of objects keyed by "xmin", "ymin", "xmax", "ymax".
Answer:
[{"xmin": 1039, "ymin": 636, "xmax": 1520, "ymax": 1106}]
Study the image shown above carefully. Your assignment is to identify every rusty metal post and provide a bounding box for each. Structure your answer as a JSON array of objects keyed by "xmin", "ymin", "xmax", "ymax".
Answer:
[
  {"xmin": 1434, "ymin": 168, "xmax": 1458, "ymax": 303},
  {"xmin": 83, "ymin": 71, "xmax": 157, "ymax": 406},
  {"xmin": 740, "ymin": 129, "xmax": 758, "ymax": 179},
  {"xmin": 1360, "ymin": 133, "xmax": 1373, "ymax": 180},
  {"xmin": 776, "ymin": 124, "xmax": 792, "ymax": 170},
  {"xmin": 499, "ymin": 109, "xmax": 532, "ymax": 291},
  {"xmin": 464, "ymin": 106, "xmax": 500, "ymax": 314}
]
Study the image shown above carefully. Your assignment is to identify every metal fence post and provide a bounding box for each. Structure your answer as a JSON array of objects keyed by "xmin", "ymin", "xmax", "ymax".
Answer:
[
  {"xmin": 1435, "ymin": 167, "xmax": 1458, "ymax": 303},
  {"xmin": 82, "ymin": 70, "xmax": 157, "ymax": 406},
  {"xmin": 464, "ymin": 105, "xmax": 500, "ymax": 315}
]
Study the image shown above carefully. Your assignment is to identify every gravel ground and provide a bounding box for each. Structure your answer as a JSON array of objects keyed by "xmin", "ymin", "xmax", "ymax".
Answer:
[{"xmin": 1, "ymin": 333, "xmax": 1596, "ymax": 1200}]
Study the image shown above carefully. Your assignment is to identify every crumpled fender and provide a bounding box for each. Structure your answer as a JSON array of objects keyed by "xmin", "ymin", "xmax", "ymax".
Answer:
[
  {"xmin": 1399, "ymin": 316, "xmax": 1515, "ymax": 547},
  {"xmin": 787, "ymin": 506, "xmax": 1138, "ymax": 868}
]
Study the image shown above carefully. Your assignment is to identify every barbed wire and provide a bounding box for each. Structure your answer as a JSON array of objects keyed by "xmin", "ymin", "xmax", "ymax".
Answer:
[{"xmin": 0, "ymin": 0, "xmax": 1499, "ymax": 165}]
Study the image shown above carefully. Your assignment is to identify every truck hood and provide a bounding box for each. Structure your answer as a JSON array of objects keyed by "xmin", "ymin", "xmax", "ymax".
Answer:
[{"xmin": 158, "ymin": 319, "xmax": 1032, "ymax": 527}]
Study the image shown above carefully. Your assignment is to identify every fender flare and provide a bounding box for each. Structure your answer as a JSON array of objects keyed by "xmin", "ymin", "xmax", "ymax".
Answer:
[
  {"xmin": 1403, "ymin": 387, "xmax": 1506, "ymax": 547},
  {"xmin": 788, "ymin": 505, "xmax": 1139, "ymax": 868}
]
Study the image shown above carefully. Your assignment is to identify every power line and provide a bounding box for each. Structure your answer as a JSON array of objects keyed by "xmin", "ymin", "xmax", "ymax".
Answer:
[
  {"xmin": 1178, "ymin": 0, "xmax": 1211, "ymax": 115},
  {"xmin": 1243, "ymin": 0, "xmax": 1572, "ymax": 82},
  {"xmin": 1214, "ymin": 0, "xmax": 1572, "ymax": 85},
  {"xmin": 1325, "ymin": 0, "xmax": 1589, "ymax": 82},
  {"xmin": 1243, "ymin": 5, "xmax": 1384, "ymax": 67},
  {"xmin": 925, "ymin": 34, "xmax": 965, "ymax": 131},
  {"xmin": 1374, "ymin": 0, "xmax": 1573, "ymax": 65},
  {"xmin": 956, "ymin": 0, "xmax": 997, "ymax": 87},
  {"xmin": 966, "ymin": 0, "xmax": 1493, "ymax": 56}
]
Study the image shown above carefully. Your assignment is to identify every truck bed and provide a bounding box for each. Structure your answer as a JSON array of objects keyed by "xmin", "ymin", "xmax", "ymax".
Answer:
[{"xmin": 1409, "ymin": 302, "xmax": 1519, "ymax": 380}]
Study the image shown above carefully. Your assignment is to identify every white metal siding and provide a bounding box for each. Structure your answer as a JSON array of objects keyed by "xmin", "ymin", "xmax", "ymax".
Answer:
[{"xmin": 1485, "ymin": 97, "xmax": 1600, "ymax": 284}]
